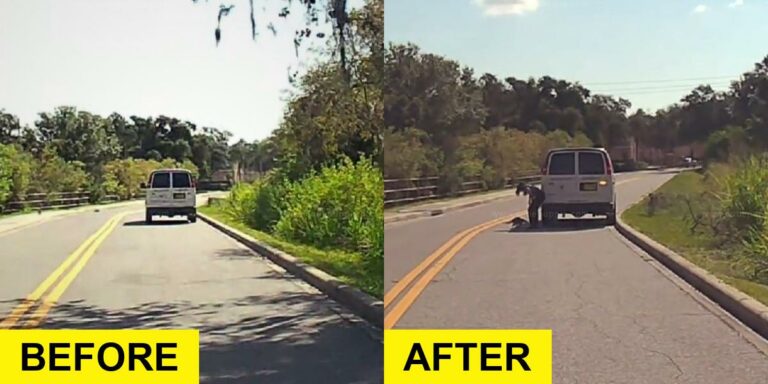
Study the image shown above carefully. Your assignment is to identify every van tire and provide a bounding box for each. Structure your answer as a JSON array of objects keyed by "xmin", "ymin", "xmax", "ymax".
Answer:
[
  {"xmin": 145, "ymin": 211, "xmax": 153, "ymax": 224},
  {"xmin": 188, "ymin": 214, "xmax": 197, "ymax": 223},
  {"xmin": 606, "ymin": 208, "xmax": 616, "ymax": 226}
]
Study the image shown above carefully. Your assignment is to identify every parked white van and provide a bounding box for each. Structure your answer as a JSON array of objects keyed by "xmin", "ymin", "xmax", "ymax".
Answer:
[
  {"xmin": 540, "ymin": 147, "xmax": 616, "ymax": 226},
  {"xmin": 141, "ymin": 168, "xmax": 197, "ymax": 223}
]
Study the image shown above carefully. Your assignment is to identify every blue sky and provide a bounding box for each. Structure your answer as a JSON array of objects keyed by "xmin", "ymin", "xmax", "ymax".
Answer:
[
  {"xmin": 0, "ymin": 0, "xmax": 359, "ymax": 142},
  {"xmin": 385, "ymin": 0, "xmax": 768, "ymax": 113}
]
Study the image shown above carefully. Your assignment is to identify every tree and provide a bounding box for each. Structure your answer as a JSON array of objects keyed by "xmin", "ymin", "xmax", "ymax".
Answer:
[
  {"xmin": 35, "ymin": 107, "xmax": 122, "ymax": 174},
  {"xmin": 0, "ymin": 110, "xmax": 22, "ymax": 145},
  {"xmin": 273, "ymin": 0, "xmax": 382, "ymax": 179},
  {"xmin": 195, "ymin": 0, "xmax": 354, "ymax": 83}
]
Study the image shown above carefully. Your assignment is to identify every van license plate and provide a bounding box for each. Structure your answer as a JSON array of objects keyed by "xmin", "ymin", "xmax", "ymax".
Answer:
[
  {"xmin": 173, "ymin": 193, "xmax": 185, "ymax": 199},
  {"xmin": 580, "ymin": 183, "xmax": 597, "ymax": 191}
]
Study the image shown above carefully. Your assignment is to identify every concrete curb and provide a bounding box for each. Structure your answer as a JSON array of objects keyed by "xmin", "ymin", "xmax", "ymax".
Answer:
[
  {"xmin": 615, "ymin": 217, "xmax": 768, "ymax": 341},
  {"xmin": 384, "ymin": 192, "xmax": 518, "ymax": 224},
  {"xmin": 198, "ymin": 213, "xmax": 384, "ymax": 328}
]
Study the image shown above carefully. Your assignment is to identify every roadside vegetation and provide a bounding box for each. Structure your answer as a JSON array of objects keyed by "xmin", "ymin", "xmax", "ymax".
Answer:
[
  {"xmin": 621, "ymin": 55, "xmax": 768, "ymax": 305},
  {"xmin": 0, "ymin": 106, "xmax": 243, "ymax": 212},
  {"xmin": 623, "ymin": 162, "xmax": 768, "ymax": 305},
  {"xmin": 382, "ymin": 44, "xmax": 684, "ymax": 192},
  {"xmin": 203, "ymin": 157, "xmax": 383, "ymax": 297},
  {"xmin": 202, "ymin": 0, "xmax": 384, "ymax": 297},
  {"xmin": 384, "ymin": 44, "xmax": 768, "ymax": 195}
]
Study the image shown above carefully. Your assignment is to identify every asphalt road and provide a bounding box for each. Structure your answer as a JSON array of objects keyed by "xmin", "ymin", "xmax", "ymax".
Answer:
[
  {"xmin": 0, "ymin": 202, "xmax": 382, "ymax": 384},
  {"xmin": 385, "ymin": 170, "xmax": 768, "ymax": 383}
]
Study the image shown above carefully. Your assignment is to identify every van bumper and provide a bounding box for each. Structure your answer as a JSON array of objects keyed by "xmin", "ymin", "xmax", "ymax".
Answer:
[
  {"xmin": 542, "ymin": 202, "xmax": 614, "ymax": 216},
  {"xmin": 146, "ymin": 207, "xmax": 197, "ymax": 217}
]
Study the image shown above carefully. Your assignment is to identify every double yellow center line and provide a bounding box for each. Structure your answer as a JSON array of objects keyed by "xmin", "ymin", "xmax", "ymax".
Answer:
[
  {"xmin": 0, "ymin": 210, "xmax": 135, "ymax": 329},
  {"xmin": 383, "ymin": 177, "xmax": 640, "ymax": 329},
  {"xmin": 383, "ymin": 210, "xmax": 523, "ymax": 329}
]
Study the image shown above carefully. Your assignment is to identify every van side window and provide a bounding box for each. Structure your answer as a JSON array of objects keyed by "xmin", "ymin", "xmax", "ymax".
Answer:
[
  {"xmin": 578, "ymin": 152, "xmax": 606, "ymax": 175},
  {"xmin": 172, "ymin": 172, "xmax": 191, "ymax": 188},
  {"xmin": 151, "ymin": 172, "xmax": 171, "ymax": 188},
  {"xmin": 548, "ymin": 153, "xmax": 575, "ymax": 175}
]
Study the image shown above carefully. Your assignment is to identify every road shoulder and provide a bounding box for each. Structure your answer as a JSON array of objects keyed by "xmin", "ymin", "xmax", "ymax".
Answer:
[
  {"xmin": 616, "ymin": 214, "xmax": 768, "ymax": 343},
  {"xmin": 198, "ymin": 212, "xmax": 384, "ymax": 328}
]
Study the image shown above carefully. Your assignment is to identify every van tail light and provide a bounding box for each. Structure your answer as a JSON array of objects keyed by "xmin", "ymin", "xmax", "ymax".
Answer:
[
  {"xmin": 541, "ymin": 157, "xmax": 549, "ymax": 175},
  {"xmin": 604, "ymin": 154, "xmax": 613, "ymax": 175}
]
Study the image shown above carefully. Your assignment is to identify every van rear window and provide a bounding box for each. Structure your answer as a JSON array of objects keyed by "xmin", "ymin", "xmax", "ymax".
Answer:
[
  {"xmin": 151, "ymin": 173, "xmax": 171, "ymax": 188},
  {"xmin": 548, "ymin": 152, "xmax": 575, "ymax": 175},
  {"xmin": 578, "ymin": 152, "xmax": 606, "ymax": 175},
  {"xmin": 172, "ymin": 172, "xmax": 192, "ymax": 188}
]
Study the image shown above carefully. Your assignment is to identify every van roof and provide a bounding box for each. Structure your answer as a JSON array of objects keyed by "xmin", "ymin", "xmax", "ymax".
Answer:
[
  {"xmin": 547, "ymin": 147, "xmax": 607, "ymax": 153},
  {"xmin": 150, "ymin": 168, "xmax": 193, "ymax": 173}
]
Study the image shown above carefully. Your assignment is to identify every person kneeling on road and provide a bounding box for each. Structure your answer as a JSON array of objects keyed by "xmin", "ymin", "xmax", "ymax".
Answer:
[{"xmin": 515, "ymin": 182, "xmax": 545, "ymax": 228}]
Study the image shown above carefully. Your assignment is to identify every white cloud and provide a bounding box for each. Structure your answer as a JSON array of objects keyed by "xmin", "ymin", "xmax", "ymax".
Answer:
[
  {"xmin": 728, "ymin": 0, "xmax": 744, "ymax": 8},
  {"xmin": 473, "ymin": 0, "xmax": 540, "ymax": 16},
  {"xmin": 693, "ymin": 4, "xmax": 709, "ymax": 13}
]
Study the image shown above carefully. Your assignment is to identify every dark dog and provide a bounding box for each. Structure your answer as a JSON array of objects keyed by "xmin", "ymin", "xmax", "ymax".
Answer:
[
  {"xmin": 508, "ymin": 217, "xmax": 528, "ymax": 231},
  {"xmin": 515, "ymin": 182, "xmax": 545, "ymax": 227}
]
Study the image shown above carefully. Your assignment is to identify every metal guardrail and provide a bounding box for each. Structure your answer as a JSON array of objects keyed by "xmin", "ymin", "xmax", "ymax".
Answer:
[
  {"xmin": 384, "ymin": 172, "xmax": 541, "ymax": 208},
  {"xmin": 1, "ymin": 182, "xmax": 231, "ymax": 214},
  {"xmin": 197, "ymin": 180, "xmax": 232, "ymax": 191},
  {"xmin": 384, "ymin": 163, "xmax": 675, "ymax": 208},
  {"xmin": 1, "ymin": 191, "xmax": 134, "ymax": 214}
]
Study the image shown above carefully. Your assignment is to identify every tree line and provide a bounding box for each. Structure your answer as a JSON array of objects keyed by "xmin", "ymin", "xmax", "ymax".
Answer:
[
  {"xmin": 630, "ymin": 56, "xmax": 768, "ymax": 163},
  {"xmin": 383, "ymin": 43, "xmax": 768, "ymax": 189},
  {"xmin": 0, "ymin": 104, "xmax": 282, "ymax": 206}
]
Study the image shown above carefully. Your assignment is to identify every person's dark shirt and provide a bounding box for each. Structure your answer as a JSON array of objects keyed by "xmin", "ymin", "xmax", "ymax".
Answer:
[{"xmin": 528, "ymin": 185, "xmax": 545, "ymax": 202}]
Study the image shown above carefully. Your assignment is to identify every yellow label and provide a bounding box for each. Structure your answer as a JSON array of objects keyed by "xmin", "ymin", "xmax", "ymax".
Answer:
[
  {"xmin": 0, "ymin": 330, "xmax": 199, "ymax": 384},
  {"xmin": 385, "ymin": 329, "xmax": 552, "ymax": 384}
]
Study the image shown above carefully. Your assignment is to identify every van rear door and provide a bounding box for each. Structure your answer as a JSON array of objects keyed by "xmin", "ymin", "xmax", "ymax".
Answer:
[
  {"xmin": 574, "ymin": 150, "xmax": 613, "ymax": 203},
  {"xmin": 169, "ymin": 171, "xmax": 196, "ymax": 208},
  {"xmin": 146, "ymin": 171, "xmax": 172, "ymax": 208},
  {"xmin": 543, "ymin": 151, "xmax": 578, "ymax": 203}
]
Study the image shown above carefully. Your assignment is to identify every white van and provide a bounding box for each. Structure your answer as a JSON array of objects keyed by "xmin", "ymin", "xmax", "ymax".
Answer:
[
  {"xmin": 141, "ymin": 168, "xmax": 197, "ymax": 223},
  {"xmin": 540, "ymin": 147, "xmax": 616, "ymax": 226}
]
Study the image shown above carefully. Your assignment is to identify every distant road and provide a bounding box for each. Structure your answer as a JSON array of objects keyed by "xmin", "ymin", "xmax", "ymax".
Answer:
[
  {"xmin": 385, "ymin": 170, "xmax": 768, "ymax": 384},
  {"xmin": 1, "ymin": 199, "xmax": 382, "ymax": 384}
]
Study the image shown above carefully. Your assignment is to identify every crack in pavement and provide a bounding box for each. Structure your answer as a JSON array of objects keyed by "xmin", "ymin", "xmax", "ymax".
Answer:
[
  {"xmin": 629, "ymin": 315, "xmax": 685, "ymax": 380},
  {"xmin": 569, "ymin": 270, "xmax": 686, "ymax": 380}
]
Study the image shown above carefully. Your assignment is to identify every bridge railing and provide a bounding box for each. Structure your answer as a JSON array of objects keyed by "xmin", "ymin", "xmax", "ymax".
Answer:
[
  {"xmin": 0, "ymin": 181, "xmax": 231, "ymax": 214},
  {"xmin": 384, "ymin": 172, "xmax": 541, "ymax": 208}
]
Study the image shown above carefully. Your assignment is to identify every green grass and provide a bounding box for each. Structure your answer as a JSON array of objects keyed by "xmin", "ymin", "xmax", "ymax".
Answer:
[
  {"xmin": 622, "ymin": 171, "xmax": 768, "ymax": 306},
  {"xmin": 199, "ymin": 204, "xmax": 382, "ymax": 299}
]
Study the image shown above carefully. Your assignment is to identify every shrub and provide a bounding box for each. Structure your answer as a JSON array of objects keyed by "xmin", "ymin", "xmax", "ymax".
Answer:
[
  {"xmin": 274, "ymin": 156, "xmax": 383, "ymax": 262},
  {"xmin": 103, "ymin": 158, "xmax": 150, "ymax": 200},
  {"xmin": 0, "ymin": 145, "xmax": 13, "ymax": 207},
  {"xmin": 29, "ymin": 146, "xmax": 88, "ymax": 194},
  {"xmin": 249, "ymin": 175, "xmax": 291, "ymax": 231},
  {"xmin": 716, "ymin": 155, "xmax": 768, "ymax": 281},
  {"xmin": 223, "ymin": 182, "xmax": 258, "ymax": 224},
  {"xmin": 718, "ymin": 155, "xmax": 768, "ymax": 238},
  {"xmin": 223, "ymin": 170, "xmax": 291, "ymax": 232},
  {"xmin": 0, "ymin": 144, "xmax": 34, "ymax": 206}
]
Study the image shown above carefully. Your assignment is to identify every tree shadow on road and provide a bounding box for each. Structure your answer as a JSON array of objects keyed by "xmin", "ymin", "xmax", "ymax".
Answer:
[
  {"xmin": 33, "ymin": 292, "xmax": 382, "ymax": 384},
  {"xmin": 0, "ymin": 259, "xmax": 383, "ymax": 384}
]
